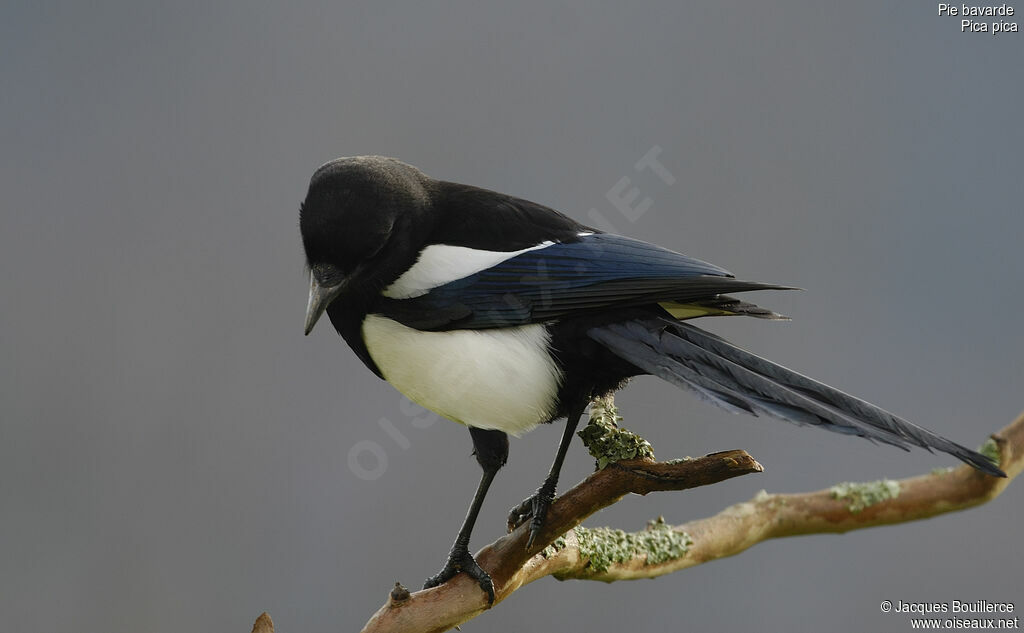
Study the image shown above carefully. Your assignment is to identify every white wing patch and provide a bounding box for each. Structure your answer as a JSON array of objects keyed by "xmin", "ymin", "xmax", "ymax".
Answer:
[
  {"xmin": 361, "ymin": 315, "xmax": 563, "ymax": 435},
  {"xmin": 382, "ymin": 242, "xmax": 553, "ymax": 299}
]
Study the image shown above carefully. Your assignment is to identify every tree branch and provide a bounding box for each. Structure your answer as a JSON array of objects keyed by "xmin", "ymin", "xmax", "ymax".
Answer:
[
  {"xmin": 350, "ymin": 409, "xmax": 1020, "ymax": 633},
  {"xmin": 547, "ymin": 410, "xmax": 1021, "ymax": 583},
  {"xmin": 360, "ymin": 448, "xmax": 762, "ymax": 633},
  {"xmin": 246, "ymin": 408, "xmax": 1020, "ymax": 632}
]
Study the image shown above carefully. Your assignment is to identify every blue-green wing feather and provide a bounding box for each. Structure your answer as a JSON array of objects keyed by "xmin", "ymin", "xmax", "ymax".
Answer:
[{"xmin": 375, "ymin": 233, "xmax": 785, "ymax": 330}]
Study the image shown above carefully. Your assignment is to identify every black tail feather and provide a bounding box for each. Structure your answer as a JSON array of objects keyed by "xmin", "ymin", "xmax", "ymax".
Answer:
[{"xmin": 588, "ymin": 317, "xmax": 1005, "ymax": 477}]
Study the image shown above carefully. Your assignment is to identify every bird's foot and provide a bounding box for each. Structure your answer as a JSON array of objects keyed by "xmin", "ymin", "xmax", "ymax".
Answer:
[
  {"xmin": 423, "ymin": 546, "xmax": 495, "ymax": 604},
  {"xmin": 506, "ymin": 481, "xmax": 556, "ymax": 549}
]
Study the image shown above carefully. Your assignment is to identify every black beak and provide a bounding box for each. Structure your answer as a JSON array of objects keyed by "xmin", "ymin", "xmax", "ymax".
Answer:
[{"xmin": 304, "ymin": 272, "xmax": 345, "ymax": 335}]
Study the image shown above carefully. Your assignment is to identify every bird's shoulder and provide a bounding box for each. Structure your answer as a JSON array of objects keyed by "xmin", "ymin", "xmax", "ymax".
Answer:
[{"xmin": 428, "ymin": 181, "xmax": 591, "ymax": 250}]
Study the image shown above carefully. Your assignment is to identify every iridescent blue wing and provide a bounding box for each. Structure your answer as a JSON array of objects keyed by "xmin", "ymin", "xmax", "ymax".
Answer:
[{"xmin": 375, "ymin": 233, "xmax": 786, "ymax": 330}]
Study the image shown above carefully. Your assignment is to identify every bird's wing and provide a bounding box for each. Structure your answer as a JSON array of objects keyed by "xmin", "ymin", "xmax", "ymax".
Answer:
[{"xmin": 373, "ymin": 232, "xmax": 790, "ymax": 330}]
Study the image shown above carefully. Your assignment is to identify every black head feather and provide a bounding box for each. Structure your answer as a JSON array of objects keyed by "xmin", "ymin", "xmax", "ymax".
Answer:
[{"xmin": 300, "ymin": 156, "xmax": 434, "ymax": 279}]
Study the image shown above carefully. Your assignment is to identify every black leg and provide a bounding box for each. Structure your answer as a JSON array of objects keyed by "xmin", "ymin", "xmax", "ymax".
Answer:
[
  {"xmin": 508, "ymin": 401, "xmax": 587, "ymax": 549},
  {"xmin": 423, "ymin": 427, "xmax": 508, "ymax": 604}
]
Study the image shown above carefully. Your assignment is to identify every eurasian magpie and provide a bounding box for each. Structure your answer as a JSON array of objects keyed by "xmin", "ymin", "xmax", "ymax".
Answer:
[{"xmin": 300, "ymin": 156, "xmax": 1004, "ymax": 603}]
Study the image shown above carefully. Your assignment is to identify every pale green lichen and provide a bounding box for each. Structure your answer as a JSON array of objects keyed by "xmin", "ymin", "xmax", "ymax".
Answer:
[
  {"xmin": 978, "ymin": 438, "xmax": 1001, "ymax": 468},
  {"xmin": 931, "ymin": 466, "xmax": 955, "ymax": 476},
  {"xmin": 830, "ymin": 479, "xmax": 901, "ymax": 513},
  {"xmin": 664, "ymin": 457, "xmax": 694, "ymax": 465},
  {"xmin": 541, "ymin": 534, "xmax": 568, "ymax": 559},
  {"xmin": 578, "ymin": 395, "xmax": 654, "ymax": 470},
  {"xmin": 574, "ymin": 517, "xmax": 692, "ymax": 573}
]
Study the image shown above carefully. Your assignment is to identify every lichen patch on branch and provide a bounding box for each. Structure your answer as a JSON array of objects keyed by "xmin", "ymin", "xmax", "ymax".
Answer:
[
  {"xmin": 978, "ymin": 438, "xmax": 1001, "ymax": 468},
  {"xmin": 541, "ymin": 534, "xmax": 568, "ymax": 559},
  {"xmin": 579, "ymin": 395, "xmax": 655, "ymax": 469},
  {"xmin": 573, "ymin": 517, "xmax": 693, "ymax": 573},
  {"xmin": 829, "ymin": 479, "xmax": 901, "ymax": 513}
]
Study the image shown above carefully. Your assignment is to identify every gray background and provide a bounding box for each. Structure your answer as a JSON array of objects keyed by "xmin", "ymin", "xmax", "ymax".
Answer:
[{"xmin": 2, "ymin": 2, "xmax": 1022, "ymax": 632}]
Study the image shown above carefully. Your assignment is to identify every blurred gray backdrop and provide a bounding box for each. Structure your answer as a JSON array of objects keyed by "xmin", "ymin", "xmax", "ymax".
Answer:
[{"xmin": 2, "ymin": 2, "xmax": 1021, "ymax": 632}]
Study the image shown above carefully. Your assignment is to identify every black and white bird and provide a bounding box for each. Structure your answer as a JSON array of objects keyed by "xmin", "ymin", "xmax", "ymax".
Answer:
[{"xmin": 299, "ymin": 156, "xmax": 1003, "ymax": 602}]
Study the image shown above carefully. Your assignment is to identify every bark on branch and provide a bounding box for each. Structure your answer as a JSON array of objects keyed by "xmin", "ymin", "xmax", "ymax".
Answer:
[
  {"xmin": 355, "ymin": 410, "xmax": 1022, "ymax": 633},
  {"xmin": 360, "ymin": 448, "xmax": 763, "ymax": 633},
  {"xmin": 249, "ymin": 409, "xmax": 1022, "ymax": 633}
]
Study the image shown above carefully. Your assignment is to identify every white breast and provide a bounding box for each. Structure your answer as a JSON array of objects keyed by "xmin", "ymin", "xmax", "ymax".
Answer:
[{"xmin": 361, "ymin": 315, "xmax": 563, "ymax": 436}]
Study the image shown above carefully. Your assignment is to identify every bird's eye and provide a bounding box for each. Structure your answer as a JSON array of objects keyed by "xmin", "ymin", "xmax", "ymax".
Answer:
[{"xmin": 311, "ymin": 262, "xmax": 346, "ymax": 287}]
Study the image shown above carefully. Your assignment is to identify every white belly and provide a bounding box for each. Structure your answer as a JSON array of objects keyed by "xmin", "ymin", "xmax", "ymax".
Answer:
[{"xmin": 361, "ymin": 315, "xmax": 563, "ymax": 436}]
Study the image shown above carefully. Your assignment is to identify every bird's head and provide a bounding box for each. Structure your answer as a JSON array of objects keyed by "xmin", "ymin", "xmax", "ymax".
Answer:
[{"xmin": 300, "ymin": 156, "xmax": 433, "ymax": 334}]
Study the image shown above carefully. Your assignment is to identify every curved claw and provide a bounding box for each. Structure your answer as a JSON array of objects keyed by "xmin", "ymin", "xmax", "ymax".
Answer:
[
  {"xmin": 507, "ymin": 484, "xmax": 556, "ymax": 549},
  {"xmin": 525, "ymin": 489, "xmax": 554, "ymax": 549},
  {"xmin": 507, "ymin": 497, "xmax": 533, "ymax": 533},
  {"xmin": 423, "ymin": 548, "xmax": 495, "ymax": 604}
]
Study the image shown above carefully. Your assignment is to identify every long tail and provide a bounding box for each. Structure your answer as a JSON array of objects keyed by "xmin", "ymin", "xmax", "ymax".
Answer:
[{"xmin": 587, "ymin": 317, "xmax": 1004, "ymax": 477}]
